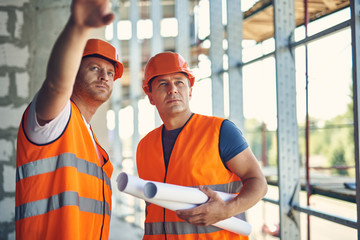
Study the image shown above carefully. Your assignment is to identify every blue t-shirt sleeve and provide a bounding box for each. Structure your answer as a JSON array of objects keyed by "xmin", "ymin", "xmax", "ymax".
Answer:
[{"xmin": 219, "ymin": 119, "xmax": 249, "ymax": 164}]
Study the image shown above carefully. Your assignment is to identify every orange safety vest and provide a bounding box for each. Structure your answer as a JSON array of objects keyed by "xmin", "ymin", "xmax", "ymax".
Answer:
[
  {"xmin": 137, "ymin": 114, "xmax": 249, "ymax": 240},
  {"xmin": 15, "ymin": 101, "xmax": 113, "ymax": 240}
]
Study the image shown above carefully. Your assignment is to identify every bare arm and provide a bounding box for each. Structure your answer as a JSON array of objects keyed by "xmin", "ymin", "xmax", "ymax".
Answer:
[
  {"xmin": 176, "ymin": 148, "xmax": 268, "ymax": 226},
  {"xmin": 36, "ymin": 0, "xmax": 114, "ymax": 125}
]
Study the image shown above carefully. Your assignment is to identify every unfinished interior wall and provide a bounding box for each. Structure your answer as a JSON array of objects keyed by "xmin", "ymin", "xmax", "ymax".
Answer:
[{"xmin": 0, "ymin": 0, "xmax": 70, "ymax": 239}]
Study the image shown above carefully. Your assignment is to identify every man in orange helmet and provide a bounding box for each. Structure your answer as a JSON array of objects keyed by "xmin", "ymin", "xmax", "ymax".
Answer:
[
  {"xmin": 15, "ymin": 0, "xmax": 122, "ymax": 239},
  {"xmin": 136, "ymin": 52, "xmax": 268, "ymax": 239}
]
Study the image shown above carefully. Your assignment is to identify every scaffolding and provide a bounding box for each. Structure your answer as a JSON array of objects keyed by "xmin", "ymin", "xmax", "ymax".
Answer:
[{"xmin": 109, "ymin": 0, "xmax": 359, "ymax": 239}]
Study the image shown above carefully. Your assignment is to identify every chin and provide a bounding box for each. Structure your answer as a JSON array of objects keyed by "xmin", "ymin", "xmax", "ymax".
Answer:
[
  {"xmin": 93, "ymin": 94, "xmax": 111, "ymax": 103},
  {"xmin": 166, "ymin": 108, "xmax": 186, "ymax": 115}
]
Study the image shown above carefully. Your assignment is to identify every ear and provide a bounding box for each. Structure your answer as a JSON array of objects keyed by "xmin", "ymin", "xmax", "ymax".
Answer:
[
  {"xmin": 189, "ymin": 87, "xmax": 192, "ymax": 100},
  {"xmin": 148, "ymin": 93, "xmax": 156, "ymax": 105}
]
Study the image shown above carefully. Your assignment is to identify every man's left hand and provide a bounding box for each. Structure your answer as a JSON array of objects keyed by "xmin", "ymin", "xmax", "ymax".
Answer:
[{"xmin": 175, "ymin": 186, "xmax": 230, "ymax": 226}]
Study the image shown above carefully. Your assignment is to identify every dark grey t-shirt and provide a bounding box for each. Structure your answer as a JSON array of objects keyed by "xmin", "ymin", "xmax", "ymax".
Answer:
[{"xmin": 162, "ymin": 118, "xmax": 248, "ymax": 170}]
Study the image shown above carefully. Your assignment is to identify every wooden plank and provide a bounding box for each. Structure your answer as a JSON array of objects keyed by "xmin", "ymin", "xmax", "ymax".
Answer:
[{"xmin": 243, "ymin": 0, "xmax": 350, "ymax": 42}]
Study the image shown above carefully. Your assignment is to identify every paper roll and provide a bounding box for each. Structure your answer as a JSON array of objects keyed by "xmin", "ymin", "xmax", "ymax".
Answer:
[
  {"xmin": 117, "ymin": 172, "xmax": 195, "ymax": 210},
  {"xmin": 116, "ymin": 172, "xmax": 252, "ymax": 236},
  {"xmin": 144, "ymin": 181, "xmax": 237, "ymax": 204}
]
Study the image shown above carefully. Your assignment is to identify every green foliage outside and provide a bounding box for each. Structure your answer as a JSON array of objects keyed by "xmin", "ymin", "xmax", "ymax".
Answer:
[
  {"xmin": 245, "ymin": 119, "xmax": 277, "ymax": 167},
  {"xmin": 245, "ymin": 85, "xmax": 355, "ymax": 177}
]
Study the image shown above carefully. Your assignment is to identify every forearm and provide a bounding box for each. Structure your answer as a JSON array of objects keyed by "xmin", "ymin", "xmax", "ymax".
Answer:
[
  {"xmin": 36, "ymin": 0, "xmax": 114, "ymax": 122},
  {"xmin": 36, "ymin": 18, "xmax": 90, "ymax": 122},
  {"xmin": 224, "ymin": 177, "xmax": 268, "ymax": 218},
  {"xmin": 175, "ymin": 178, "xmax": 267, "ymax": 226},
  {"xmin": 46, "ymin": 18, "xmax": 91, "ymax": 91}
]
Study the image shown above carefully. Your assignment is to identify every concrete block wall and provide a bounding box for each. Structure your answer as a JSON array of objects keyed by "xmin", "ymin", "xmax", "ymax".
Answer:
[
  {"xmin": 0, "ymin": 0, "xmax": 30, "ymax": 239},
  {"xmin": 0, "ymin": 0, "xmax": 71, "ymax": 239}
]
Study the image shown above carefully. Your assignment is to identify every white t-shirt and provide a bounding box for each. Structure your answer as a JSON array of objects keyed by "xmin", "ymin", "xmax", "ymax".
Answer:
[{"xmin": 26, "ymin": 93, "xmax": 102, "ymax": 163}]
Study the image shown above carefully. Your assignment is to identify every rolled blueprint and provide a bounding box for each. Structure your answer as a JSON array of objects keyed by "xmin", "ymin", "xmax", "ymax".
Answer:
[
  {"xmin": 144, "ymin": 181, "xmax": 237, "ymax": 204},
  {"xmin": 117, "ymin": 172, "xmax": 194, "ymax": 210},
  {"xmin": 116, "ymin": 172, "xmax": 252, "ymax": 236},
  {"xmin": 117, "ymin": 171, "xmax": 147, "ymax": 199}
]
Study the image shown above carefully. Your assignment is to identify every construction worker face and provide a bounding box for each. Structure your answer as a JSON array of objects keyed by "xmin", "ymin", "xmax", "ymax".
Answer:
[
  {"xmin": 148, "ymin": 72, "xmax": 192, "ymax": 116},
  {"xmin": 73, "ymin": 57, "xmax": 114, "ymax": 103}
]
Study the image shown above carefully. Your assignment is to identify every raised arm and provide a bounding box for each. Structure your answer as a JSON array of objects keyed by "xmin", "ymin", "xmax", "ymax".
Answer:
[{"xmin": 36, "ymin": 0, "xmax": 114, "ymax": 125}]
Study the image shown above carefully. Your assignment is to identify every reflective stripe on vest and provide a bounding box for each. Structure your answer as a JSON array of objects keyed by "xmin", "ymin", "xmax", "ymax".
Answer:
[
  {"xmin": 16, "ymin": 152, "xmax": 112, "ymax": 189},
  {"xmin": 137, "ymin": 114, "xmax": 247, "ymax": 239},
  {"xmin": 16, "ymin": 102, "xmax": 113, "ymax": 240},
  {"xmin": 145, "ymin": 221, "xmax": 221, "ymax": 235},
  {"xmin": 144, "ymin": 182, "xmax": 244, "ymax": 236},
  {"xmin": 15, "ymin": 191, "xmax": 110, "ymax": 221},
  {"xmin": 16, "ymin": 152, "xmax": 111, "ymax": 221},
  {"xmin": 201, "ymin": 181, "xmax": 243, "ymax": 194}
]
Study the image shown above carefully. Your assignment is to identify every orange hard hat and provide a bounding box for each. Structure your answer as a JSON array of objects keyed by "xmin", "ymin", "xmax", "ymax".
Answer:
[
  {"xmin": 82, "ymin": 39, "xmax": 123, "ymax": 80},
  {"xmin": 142, "ymin": 52, "xmax": 195, "ymax": 94}
]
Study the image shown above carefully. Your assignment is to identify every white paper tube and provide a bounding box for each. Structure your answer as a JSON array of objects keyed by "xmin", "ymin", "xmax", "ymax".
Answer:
[
  {"xmin": 143, "ymin": 180, "xmax": 251, "ymax": 236},
  {"xmin": 116, "ymin": 172, "xmax": 194, "ymax": 210},
  {"xmin": 144, "ymin": 181, "xmax": 237, "ymax": 204},
  {"xmin": 117, "ymin": 172, "xmax": 147, "ymax": 199},
  {"xmin": 116, "ymin": 172, "xmax": 252, "ymax": 236},
  {"xmin": 214, "ymin": 217, "xmax": 252, "ymax": 236}
]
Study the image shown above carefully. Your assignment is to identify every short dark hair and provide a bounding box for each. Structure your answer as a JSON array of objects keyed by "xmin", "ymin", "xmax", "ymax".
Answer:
[
  {"xmin": 147, "ymin": 72, "xmax": 190, "ymax": 93},
  {"xmin": 82, "ymin": 54, "xmax": 116, "ymax": 69},
  {"xmin": 147, "ymin": 77, "xmax": 155, "ymax": 93}
]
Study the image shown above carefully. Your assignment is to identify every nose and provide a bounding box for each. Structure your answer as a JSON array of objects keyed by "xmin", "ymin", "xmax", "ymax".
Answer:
[
  {"xmin": 167, "ymin": 82, "xmax": 178, "ymax": 94},
  {"xmin": 99, "ymin": 69, "xmax": 109, "ymax": 82}
]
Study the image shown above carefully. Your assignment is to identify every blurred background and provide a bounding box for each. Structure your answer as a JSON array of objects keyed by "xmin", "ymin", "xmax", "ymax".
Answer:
[{"xmin": 0, "ymin": 0, "xmax": 358, "ymax": 239}]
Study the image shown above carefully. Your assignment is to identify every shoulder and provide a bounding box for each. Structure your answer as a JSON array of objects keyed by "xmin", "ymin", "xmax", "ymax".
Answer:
[
  {"xmin": 191, "ymin": 113, "xmax": 225, "ymax": 126},
  {"xmin": 220, "ymin": 119, "xmax": 247, "ymax": 143},
  {"xmin": 219, "ymin": 119, "xmax": 249, "ymax": 163},
  {"xmin": 139, "ymin": 125, "xmax": 163, "ymax": 143},
  {"xmin": 221, "ymin": 119, "xmax": 243, "ymax": 133},
  {"xmin": 25, "ymin": 95, "xmax": 71, "ymax": 145}
]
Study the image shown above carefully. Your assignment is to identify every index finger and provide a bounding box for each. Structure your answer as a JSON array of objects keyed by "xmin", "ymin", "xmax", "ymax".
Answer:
[
  {"xmin": 199, "ymin": 186, "xmax": 220, "ymax": 200},
  {"xmin": 176, "ymin": 203, "xmax": 206, "ymax": 216}
]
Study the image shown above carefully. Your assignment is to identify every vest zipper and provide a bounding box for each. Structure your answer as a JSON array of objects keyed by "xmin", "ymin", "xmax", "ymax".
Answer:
[
  {"xmin": 163, "ymin": 163, "xmax": 168, "ymax": 239},
  {"xmin": 163, "ymin": 208, "xmax": 167, "ymax": 240},
  {"xmin": 99, "ymin": 165, "xmax": 106, "ymax": 239}
]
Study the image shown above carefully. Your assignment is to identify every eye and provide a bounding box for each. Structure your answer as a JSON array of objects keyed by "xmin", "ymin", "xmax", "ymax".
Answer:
[
  {"xmin": 108, "ymin": 71, "xmax": 114, "ymax": 77},
  {"xmin": 91, "ymin": 66, "xmax": 100, "ymax": 71}
]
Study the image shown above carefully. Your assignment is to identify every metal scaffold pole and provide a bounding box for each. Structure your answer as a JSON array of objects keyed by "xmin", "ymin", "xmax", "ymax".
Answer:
[
  {"xmin": 110, "ymin": 0, "xmax": 123, "ymax": 172},
  {"xmin": 273, "ymin": 0, "xmax": 301, "ymax": 238},
  {"xmin": 209, "ymin": 0, "xmax": 225, "ymax": 117},
  {"xmin": 175, "ymin": 0, "xmax": 190, "ymax": 62},
  {"xmin": 150, "ymin": 0, "xmax": 163, "ymax": 128},
  {"xmin": 350, "ymin": 0, "xmax": 360, "ymax": 239},
  {"xmin": 110, "ymin": 0, "xmax": 124, "ymax": 218},
  {"xmin": 129, "ymin": 0, "xmax": 141, "ymax": 226},
  {"xmin": 226, "ymin": 0, "xmax": 245, "ymax": 132}
]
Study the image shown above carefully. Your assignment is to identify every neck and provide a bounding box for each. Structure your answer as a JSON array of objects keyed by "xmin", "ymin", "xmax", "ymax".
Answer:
[
  {"xmin": 161, "ymin": 110, "xmax": 193, "ymax": 130},
  {"xmin": 71, "ymin": 95, "xmax": 101, "ymax": 124}
]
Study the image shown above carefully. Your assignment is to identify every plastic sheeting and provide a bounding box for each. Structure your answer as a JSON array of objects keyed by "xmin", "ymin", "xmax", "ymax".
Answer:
[{"xmin": 116, "ymin": 172, "xmax": 252, "ymax": 236}]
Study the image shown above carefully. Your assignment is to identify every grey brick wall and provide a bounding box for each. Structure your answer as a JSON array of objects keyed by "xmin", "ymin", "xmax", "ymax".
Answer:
[
  {"xmin": 0, "ymin": 0, "xmax": 71, "ymax": 239},
  {"xmin": 0, "ymin": 0, "xmax": 30, "ymax": 239}
]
